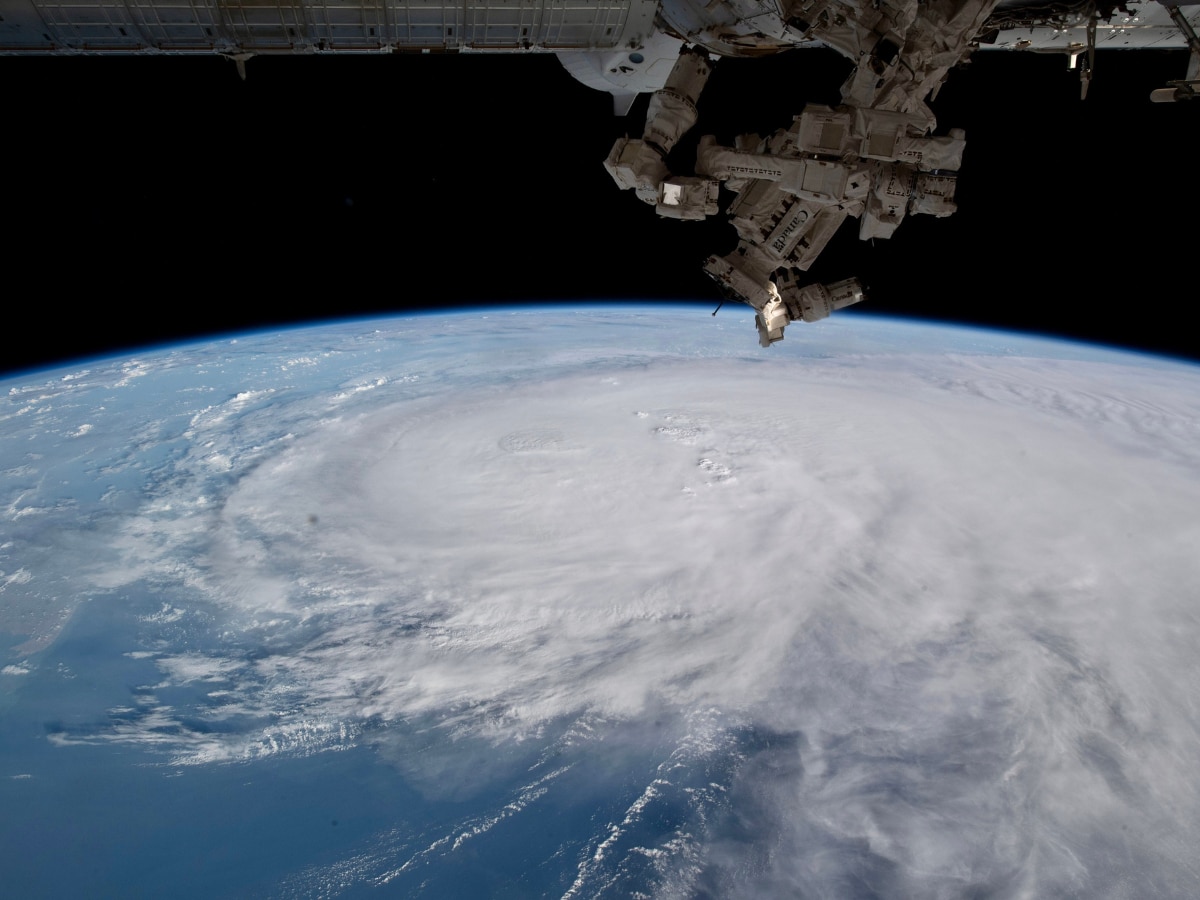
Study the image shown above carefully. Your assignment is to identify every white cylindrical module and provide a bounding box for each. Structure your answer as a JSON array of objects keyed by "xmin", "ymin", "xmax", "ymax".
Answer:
[
  {"xmin": 1150, "ymin": 86, "xmax": 1195, "ymax": 102},
  {"xmin": 696, "ymin": 137, "xmax": 787, "ymax": 182},
  {"xmin": 642, "ymin": 47, "xmax": 713, "ymax": 156},
  {"xmin": 783, "ymin": 277, "xmax": 866, "ymax": 322},
  {"xmin": 825, "ymin": 277, "xmax": 867, "ymax": 311}
]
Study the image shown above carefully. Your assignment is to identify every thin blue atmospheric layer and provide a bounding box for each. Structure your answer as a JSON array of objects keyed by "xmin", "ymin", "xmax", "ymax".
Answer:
[{"xmin": 4, "ymin": 305, "xmax": 1194, "ymax": 383}]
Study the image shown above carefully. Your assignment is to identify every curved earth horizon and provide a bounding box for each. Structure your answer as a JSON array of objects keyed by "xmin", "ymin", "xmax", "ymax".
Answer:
[{"xmin": 1, "ymin": 306, "xmax": 1198, "ymax": 898}]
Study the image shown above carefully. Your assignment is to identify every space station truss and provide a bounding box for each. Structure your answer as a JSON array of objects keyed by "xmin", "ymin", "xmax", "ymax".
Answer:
[{"xmin": 0, "ymin": 0, "xmax": 657, "ymax": 54}]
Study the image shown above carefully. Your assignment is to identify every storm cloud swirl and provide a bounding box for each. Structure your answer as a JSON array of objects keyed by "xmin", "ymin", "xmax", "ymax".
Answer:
[{"xmin": 15, "ymin": 314, "xmax": 1200, "ymax": 897}]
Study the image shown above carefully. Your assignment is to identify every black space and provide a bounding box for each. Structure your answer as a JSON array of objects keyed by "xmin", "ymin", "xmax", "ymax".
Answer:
[{"xmin": 4, "ymin": 44, "xmax": 1197, "ymax": 375}]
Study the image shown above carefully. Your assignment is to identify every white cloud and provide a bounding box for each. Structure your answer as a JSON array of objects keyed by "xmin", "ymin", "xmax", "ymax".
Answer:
[{"xmin": 58, "ymin": 327, "xmax": 1200, "ymax": 896}]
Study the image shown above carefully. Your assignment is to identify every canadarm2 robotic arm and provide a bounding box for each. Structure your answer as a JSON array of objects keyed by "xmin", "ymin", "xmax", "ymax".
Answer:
[{"xmin": 603, "ymin": 0, "xmax": 1001, "ymax": 348}]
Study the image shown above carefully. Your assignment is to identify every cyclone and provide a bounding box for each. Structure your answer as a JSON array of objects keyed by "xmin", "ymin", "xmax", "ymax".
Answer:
[{"xmin": 2, "ymin": 308, "xmax": 1198, "ymax": 898}]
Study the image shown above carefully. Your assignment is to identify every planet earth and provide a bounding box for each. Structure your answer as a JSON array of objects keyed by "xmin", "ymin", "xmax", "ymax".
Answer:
[{"xmin": 1, "ymin": 306, "xmax": 1198, "ymax": 898}]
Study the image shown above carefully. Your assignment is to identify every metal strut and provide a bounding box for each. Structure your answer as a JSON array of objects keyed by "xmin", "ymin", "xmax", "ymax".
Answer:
[{"xmin": 1152, "ymin": 1, "xmax": 1200, "ymax": 101}]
